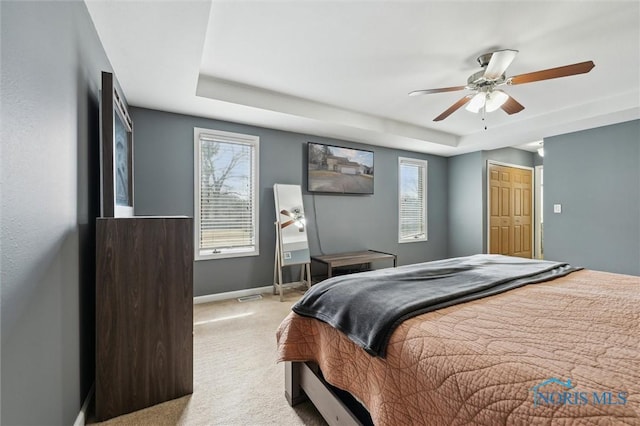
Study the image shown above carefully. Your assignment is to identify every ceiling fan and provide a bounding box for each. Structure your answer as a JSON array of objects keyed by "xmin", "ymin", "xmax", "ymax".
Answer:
[
  {"xmin": 280, "ymin": 208, "xmax": 306, "ymax": 232},
  {"xmin": 409, "ymin": 49, "xmax": 595, "ymax": 122}
]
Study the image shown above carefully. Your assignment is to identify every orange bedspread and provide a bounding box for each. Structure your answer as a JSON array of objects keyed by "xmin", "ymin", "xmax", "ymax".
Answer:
[{"xmin": 277, "ymin": 269, "xmax": 640, "ymax": 425}]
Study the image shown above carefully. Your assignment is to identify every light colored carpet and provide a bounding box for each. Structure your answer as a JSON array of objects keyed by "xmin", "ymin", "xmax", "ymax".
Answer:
[{"xmin": 89, "ymin": 286, "xmax": 327, "ymax": 426}]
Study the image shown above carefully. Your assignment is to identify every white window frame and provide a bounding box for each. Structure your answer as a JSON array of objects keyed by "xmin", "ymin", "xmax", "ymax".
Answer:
[
  {"xmin": 194, "ymin": 127, "xmax": 259, "ymax": 260},
  {"xmin": 398, "ymin": 157, "xmax": 428, "ymax": 243}
]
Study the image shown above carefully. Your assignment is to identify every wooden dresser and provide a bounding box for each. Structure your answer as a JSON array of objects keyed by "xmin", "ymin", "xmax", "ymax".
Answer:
[{"xmin": 95, "ymin": 216, "xmax": 193, "ymax": 421}]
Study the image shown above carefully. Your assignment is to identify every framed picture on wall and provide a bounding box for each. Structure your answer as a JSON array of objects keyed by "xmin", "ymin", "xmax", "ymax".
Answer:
[{"xmin": 100, "ymin": 71, "xmax": 134, "ymax": 217}]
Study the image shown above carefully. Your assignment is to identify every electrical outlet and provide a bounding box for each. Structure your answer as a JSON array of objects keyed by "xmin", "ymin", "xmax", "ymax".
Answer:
[{"xmin": 553, "ymin": 204, "xmax": 562, "ymax": 213}]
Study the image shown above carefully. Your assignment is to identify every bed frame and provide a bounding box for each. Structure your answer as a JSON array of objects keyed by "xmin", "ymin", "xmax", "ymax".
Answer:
[{"xmin": 285, "ymin": 361, "xmax": 366, "ymax": 426}]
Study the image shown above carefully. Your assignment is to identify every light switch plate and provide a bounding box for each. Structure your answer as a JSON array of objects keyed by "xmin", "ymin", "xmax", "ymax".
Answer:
[{"xmin": 553, "ymin": 204, "xmax": 562, "ymax": 213}]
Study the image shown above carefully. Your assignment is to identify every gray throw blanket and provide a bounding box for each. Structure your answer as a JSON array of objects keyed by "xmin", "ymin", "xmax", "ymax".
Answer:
[{"xmin": 293, "ymin": 254, "xmax": 581, "ymax": 357}]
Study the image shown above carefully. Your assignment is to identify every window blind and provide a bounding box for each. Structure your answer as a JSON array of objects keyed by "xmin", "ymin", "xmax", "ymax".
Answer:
[
  {"xmin": 399, "ymin": 158, "xmax": 427, "ymax": 242},
  {"xmin": 195, "ymin": 128, "xmax": 259, "ymax": 259}
]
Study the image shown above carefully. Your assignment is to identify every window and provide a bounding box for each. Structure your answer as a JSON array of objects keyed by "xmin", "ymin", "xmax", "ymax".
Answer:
[
  {"xmin": 398, "ymin": 157, "xmax": 427, "ymax": 243},
  {"xmin": 194, "ymin": 128, "xmax": 259, "ymax": 260}
]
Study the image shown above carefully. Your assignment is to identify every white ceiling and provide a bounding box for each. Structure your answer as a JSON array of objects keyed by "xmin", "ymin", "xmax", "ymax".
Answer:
[{"xmin": 85, "ymin": 1, "xmax": 639, "ymax": 157}]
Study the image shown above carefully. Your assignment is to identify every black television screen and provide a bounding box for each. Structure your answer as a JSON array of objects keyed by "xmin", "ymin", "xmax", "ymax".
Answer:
[{"xmin": 307, "ymin": 142, "xmax": 374, "ymax": 194}]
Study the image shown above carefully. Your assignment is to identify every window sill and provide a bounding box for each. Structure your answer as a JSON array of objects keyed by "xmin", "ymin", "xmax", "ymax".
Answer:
[
  {"xmin": 195, "ymin": 249, "xmax": 259, "ymax": 261},
  {"xmin": 398, "ymin": 236, "xmax": 428, "ymax": 244}
]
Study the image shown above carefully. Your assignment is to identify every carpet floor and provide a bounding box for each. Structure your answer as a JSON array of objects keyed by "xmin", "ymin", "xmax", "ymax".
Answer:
[{"xmin": 88, "ymin": 286, "xmax": 327, "ymax": 426}]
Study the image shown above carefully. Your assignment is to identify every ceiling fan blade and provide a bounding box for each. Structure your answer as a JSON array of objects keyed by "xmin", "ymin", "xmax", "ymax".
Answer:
[
  {"xmin": 409, "ymin": 86, "xmax": 466, "ymax": 96},
  {"xmin": 280, "ymin": 209, "xmax": 292, "ymax": 218},
  {"xmin": 509, "ymin": 61, "xmax": 595, "ymax": 85},
  {"xmin": 483, "ymin": 49, "xmax": 519, "ymax": 80},
  {"xmin": 433, "ymin": 95, "xmax": 472, "ymax": 121},
  {"xmin": 500, "ymin": 95, "xmax": 525, "ymax": 115},
  {"xmin": 280, "ymin": 219, "xmax": 294, "ymax": 228}
]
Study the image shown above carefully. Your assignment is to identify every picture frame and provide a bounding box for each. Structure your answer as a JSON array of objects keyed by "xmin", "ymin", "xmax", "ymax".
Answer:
[
  {"xmin": 100, "ymin": 71, "xmax": 134, "ymax": 217},
  {"xmin": 307, "ymin": 141, "xmax": 374, "ymax": 194}
]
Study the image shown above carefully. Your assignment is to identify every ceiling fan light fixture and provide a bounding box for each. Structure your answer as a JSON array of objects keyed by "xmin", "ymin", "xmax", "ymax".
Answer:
[
  {"xmin": 409, "ymin": 49, "xmax": 594, "ymax": 122},
  {"xmin": 485, "ymin": 90, "xmax": 509, "ymax": 112},
  {"xmin": 465, "ymin": 92, "xmax": 486, "ymax": 113}
]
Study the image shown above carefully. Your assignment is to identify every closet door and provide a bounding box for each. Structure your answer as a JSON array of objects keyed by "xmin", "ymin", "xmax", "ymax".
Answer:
[{"xmin": 488, "ymin": 163, "xmax": 533, "ymax": 258}]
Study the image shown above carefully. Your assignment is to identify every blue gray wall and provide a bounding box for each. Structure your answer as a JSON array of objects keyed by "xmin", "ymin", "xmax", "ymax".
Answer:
[
  {"xmin": 448, "ymin": 147, "xmax": 535, "ymax": 257},
  {"xmin": 1, "ymin": 1, "xmax": 111, "ymax": 424},
  {"xmin": 130, "ymin": 107, "xmax": 449, "ymax": 296},
  {"xmin": 448, "ymin": 151, "xmax": 483, "ymax": 256},
  {"xmin": 544, "ymin": 120, "xmax": 640, "ymax": 275}
]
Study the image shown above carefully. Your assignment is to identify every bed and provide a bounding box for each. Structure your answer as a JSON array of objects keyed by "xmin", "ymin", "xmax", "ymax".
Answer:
[{"xmin": 276, "ymin": 255, "xmax": 640, "ymax": 425}]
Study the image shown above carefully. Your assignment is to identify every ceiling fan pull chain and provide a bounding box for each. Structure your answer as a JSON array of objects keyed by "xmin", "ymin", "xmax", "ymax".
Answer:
[{"xmin": 482, "ymin": 105, "xmax": 488, "ymax": 130}]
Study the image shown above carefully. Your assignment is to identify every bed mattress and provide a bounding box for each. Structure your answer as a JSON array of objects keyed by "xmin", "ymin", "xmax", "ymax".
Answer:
[{"xmin": 277, "ymin": 269, "xmax": 640, "ymax": 425}]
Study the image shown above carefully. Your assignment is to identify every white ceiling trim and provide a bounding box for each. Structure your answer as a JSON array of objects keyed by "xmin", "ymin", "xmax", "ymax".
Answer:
[
  {"xmin": 458, "ymin": 89, "xmax": 640, "ymax": 151},
  {"xmin": 196, "ymin": 75, "xmax": 457, "ymax": 148},
  {"xmin": 85, "ymin": 0, "xmax": 640, "ymax": 157}
]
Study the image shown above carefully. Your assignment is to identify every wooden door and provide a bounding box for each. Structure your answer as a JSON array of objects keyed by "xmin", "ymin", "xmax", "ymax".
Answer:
[{"xmin": 488, "ymin": 163, "xmax": 533, "ymax": 258}]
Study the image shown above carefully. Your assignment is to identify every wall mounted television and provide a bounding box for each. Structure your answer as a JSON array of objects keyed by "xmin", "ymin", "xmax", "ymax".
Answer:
[{"xmin": 307, "ymin": 142, "xmax": 374, "ymax": 194}]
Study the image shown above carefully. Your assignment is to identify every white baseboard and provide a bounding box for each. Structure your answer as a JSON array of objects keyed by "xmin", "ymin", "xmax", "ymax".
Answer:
[
  {"xmin": 193, "ymin": 285, "xmax": 273, "ymax": 304},
  {"xmin": 73, "ymin": 383, "xmax": 94, "ymax": 426}
]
